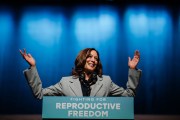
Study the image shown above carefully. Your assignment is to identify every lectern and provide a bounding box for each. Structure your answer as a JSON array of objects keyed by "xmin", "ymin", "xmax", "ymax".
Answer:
[{"xmin": 42, "ymin": 96, "xmax": 134, "ymax": 119}]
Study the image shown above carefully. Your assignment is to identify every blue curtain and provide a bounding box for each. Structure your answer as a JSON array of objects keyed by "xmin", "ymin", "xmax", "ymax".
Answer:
[{"xmin": 0, "ymin": 4, "xmax": 179, "ymax": 114}]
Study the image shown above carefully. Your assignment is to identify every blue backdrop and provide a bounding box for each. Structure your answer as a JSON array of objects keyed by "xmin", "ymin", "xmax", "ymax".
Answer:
[{"xmin": 0, "ymin": 1, "xmax": 180, "ymax": 114}]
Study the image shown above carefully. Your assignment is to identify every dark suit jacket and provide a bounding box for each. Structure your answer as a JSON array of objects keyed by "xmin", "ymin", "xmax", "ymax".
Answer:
[{"xmin": 24, "ymin": 67, "xmax": 141, "ymax": 99}]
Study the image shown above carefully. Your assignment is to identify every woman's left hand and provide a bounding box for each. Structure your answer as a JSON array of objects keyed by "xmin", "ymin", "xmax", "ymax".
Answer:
[{"xmin": 128, "ymin": 50, "xmax": 140, "ymax": 69}]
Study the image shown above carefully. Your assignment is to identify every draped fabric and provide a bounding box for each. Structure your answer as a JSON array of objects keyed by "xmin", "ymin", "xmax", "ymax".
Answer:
[{"xmin": 0, "ymin": 2, "xmax": 179, "ymax": 114}]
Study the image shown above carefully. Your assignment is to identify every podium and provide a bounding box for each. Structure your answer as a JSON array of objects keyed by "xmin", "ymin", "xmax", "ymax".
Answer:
[{"xmin": 42, "ymin": 96, "xmax": 134, "ymax": 120}]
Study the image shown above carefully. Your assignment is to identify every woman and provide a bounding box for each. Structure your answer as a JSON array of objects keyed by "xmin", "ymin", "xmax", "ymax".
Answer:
[{"xmin": 19, "ymin": 48, "xmax": 141, "ymax": 99}]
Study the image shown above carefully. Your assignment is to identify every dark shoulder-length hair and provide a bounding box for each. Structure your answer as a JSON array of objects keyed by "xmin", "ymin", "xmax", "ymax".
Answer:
[{"xmin": 72, "ymin": 48, "xmax": 103, "ymax": 78}]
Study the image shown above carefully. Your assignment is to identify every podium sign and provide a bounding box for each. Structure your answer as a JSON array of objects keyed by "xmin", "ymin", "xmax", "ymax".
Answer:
[{"xmin": 42, "ymin": 96, "xmax": 134, "ymax": 119}]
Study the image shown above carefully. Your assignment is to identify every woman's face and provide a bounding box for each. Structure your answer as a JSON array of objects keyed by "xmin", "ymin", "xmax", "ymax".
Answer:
[{"xmin": 84, "ymin": 50, "xmax": 98, "ymax": 72}]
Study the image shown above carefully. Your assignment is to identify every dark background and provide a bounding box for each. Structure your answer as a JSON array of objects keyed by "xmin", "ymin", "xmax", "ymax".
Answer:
[{"xmin": 0, "ymin": 0, "xmax": 179, "ymax": 115}]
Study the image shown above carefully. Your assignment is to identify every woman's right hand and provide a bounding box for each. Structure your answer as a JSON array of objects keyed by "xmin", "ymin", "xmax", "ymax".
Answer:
[{"xmin": 19, "ymin": 49, "xmax": 36, "ymax": 67}]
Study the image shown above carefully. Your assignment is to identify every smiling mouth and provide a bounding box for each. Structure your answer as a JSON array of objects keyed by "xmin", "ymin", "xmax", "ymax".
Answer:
[{"xmin": 88, "ymin": 63, "xmax": 95, "ymax": 68}]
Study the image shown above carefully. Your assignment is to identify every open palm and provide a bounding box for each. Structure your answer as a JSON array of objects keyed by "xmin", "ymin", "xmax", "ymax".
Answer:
[
  {"xmin": 19, "ymin": 49, "xmax": 36, "ymax": 67},
  {"xmin": 128, "ymin": 50, "xmax": 140, "ymax": 69}
]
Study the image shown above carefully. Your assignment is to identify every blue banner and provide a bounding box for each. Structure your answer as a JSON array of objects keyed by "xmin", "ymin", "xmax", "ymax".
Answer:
[{"xmin": 42, "ymin": 96, "xmax": 134, "ymax": 119}]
